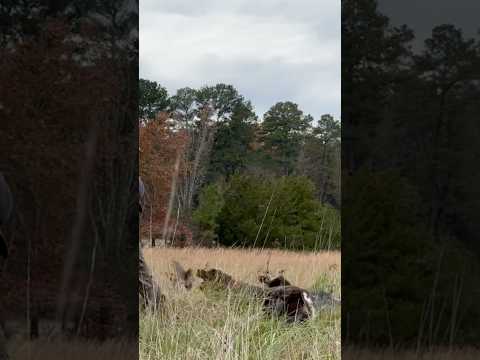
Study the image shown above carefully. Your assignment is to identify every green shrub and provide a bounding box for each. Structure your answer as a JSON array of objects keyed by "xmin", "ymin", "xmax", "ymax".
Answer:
[
  {"xmin": 192, "ymin": 181, "xmax": 225, "ymax": 244},
  {"xmin": 193, "ymin": 174, "xmax": 340, "ymax": 250}
]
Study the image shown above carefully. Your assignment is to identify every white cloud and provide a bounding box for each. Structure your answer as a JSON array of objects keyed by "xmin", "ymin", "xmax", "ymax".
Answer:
[{"xmin": 140, "ymin": 0, "xmax": 340, "ymax": 119}]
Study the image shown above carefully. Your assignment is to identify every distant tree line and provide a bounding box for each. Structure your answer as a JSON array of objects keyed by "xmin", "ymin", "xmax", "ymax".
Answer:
[{"xmin": 139, "ymin": 80, "xmax": 340, "ymax": 250}]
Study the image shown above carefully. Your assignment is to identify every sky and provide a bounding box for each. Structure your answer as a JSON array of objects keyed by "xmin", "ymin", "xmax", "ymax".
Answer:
[
  {"xmin": 378, "ymin": 0, "xmax": 480, "ymax": 52},
  {"xmin": 140, "ymin": 0, "xmax": 341, "ymax": 120}
]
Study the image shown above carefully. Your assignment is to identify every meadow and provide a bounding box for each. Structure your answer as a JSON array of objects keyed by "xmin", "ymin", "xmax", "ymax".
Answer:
[{"xmin": 140, "ymin": 247, "xmax": 341, "ymax": 360}]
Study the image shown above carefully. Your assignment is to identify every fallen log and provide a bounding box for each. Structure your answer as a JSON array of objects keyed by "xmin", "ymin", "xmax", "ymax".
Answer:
[
  {"xmin": 139, "ymin": 177, "xmax": 164, "ymax": 311},
  {"xmin": 139, "ymin": 244, "xmax": 164, "ymax": 310}
]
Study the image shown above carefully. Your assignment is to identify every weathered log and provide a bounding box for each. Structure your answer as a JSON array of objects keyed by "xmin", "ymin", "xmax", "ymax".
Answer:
[{"xmin": 139, "ymin": 243, "xmax": 164, "ymax": 310}]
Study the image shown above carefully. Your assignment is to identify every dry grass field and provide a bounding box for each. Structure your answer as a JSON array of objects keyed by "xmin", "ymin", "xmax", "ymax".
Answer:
[{"xmin": 140, "ymin": 247, "xmax": 341, "ymax": 360}]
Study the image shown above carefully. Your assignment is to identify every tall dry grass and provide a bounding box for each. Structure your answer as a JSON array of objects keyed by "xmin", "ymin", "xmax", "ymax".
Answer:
[
  {"xmin": 140, "ymin": 247, "xmax": 341, "ymax": 360},
  {"xmin": 142, "ymin": 247, "xmax": 340, "ymax": 292}
]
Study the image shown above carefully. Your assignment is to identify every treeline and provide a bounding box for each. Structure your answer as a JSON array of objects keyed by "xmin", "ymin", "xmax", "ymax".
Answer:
[
  {"xmin": 343, "ymin": 0, "xmax": 480, "ymax": 347},
  {"xmin": 139, "ymin": 81, "xmax": 340, "ymax": 250}
]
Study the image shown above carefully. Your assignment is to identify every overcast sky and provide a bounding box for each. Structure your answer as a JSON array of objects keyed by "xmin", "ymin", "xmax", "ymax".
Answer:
[
  {"xmin": 379, "ymin": 0, "xmax": 479, "ymax": 52},
  {"xmin": 140, "ymin": 0, "xmax": 340, "ymax": 120}
]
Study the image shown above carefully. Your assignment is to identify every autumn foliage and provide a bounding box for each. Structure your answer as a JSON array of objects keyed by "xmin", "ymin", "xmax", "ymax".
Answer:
[{"xmin": 139, "ymin": 113, "xmax": 190, "ymax": 242}]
